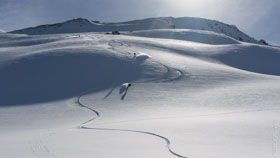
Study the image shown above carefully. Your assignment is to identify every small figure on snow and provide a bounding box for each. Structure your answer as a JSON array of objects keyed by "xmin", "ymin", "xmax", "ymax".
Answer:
[{"xmin": 119, "ymin": 83, "xmax": 132, "ymax": 100}]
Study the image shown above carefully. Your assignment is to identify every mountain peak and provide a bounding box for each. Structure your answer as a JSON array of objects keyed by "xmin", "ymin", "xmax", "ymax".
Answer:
[
  {"xmin": 66, "ymin": 18, "xmax": 92, "ymax": 24},
  {"xmin": 9, "ymin": 16, "xmax": 263, "ymax": 45}
]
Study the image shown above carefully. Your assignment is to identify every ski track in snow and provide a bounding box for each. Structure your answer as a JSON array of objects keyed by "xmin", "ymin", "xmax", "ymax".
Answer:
[
  {"xmin": 159, "ymin": 65, "xmax": 184, "ymax": 83},
  {"xmin": 100, "ymin": 61, "xmax": 184, "ymax": 100},
  {"xmin": 3, "ymin": 33, "xmax": 279, "ymax": 158},
  {"xmin": 76, "ymin": 95, "xmax": 188, "ymax": 158},
  {"xmin": 135, "ymin": 65, "xmax": 184, "ymax": 84},
  {"xmin": 74, "ymin": 38, "xmax": 188, "ymax": 158},
  {"xmin": 108, "ymin": 39, "xmax": 185, "ymax": 83},
  {"xmin": 75, "ymin": 97, "xmax": 100, "ymax": 125},
  {"xmin": 100, "ymin": 38, "xmax": 185, "ymax": 100}
]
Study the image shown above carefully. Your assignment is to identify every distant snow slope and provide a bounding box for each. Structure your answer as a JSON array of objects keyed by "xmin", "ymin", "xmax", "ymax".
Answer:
[
  {"xmin": 10, "ymin": 17, "xmax": 262, "ymax": 44},
  {"xmin": 125, "ymin": 29, "xmax": 240, "ymax": 45},
  {"xmin": 1, "ymin": 30, "xmax": 280, "ymax": 158}
]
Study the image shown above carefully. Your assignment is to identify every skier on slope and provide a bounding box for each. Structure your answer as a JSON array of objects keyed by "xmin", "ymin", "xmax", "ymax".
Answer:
[
  {"xmin": 119, "ymin": 83, "xmax": 132, "ymax": 94},
  {"xmin": 119, "ymin": 83, "xmax": 132, "ymax": 100}
]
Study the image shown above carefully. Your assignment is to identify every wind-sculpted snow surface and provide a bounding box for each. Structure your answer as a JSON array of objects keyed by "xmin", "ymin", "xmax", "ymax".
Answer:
[{"xmin": 1, "ymin": 30, "xmax": 280, "ymax": 158}]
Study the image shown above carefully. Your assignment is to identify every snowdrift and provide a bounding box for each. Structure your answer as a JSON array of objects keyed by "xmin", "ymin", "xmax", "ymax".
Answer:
[{"xmin": 135, "ymin": 53, "xmax": 151, "ymax": 62}]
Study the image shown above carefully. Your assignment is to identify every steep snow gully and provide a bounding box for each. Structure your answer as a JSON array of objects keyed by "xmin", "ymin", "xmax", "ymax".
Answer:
[{"xmin": 74, "ymin": 39, "xmax": 187, "ymax": 158}]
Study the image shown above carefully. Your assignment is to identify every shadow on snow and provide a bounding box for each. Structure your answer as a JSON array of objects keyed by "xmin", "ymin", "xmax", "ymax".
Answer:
[{"xmin": 0, "ymin": 52, "xmax": 144, "ymax": 106}]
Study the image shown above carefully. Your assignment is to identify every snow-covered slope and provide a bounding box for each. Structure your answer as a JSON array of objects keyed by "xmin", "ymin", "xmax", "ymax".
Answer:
[
  {"xmin": 1, "ymin": 30, "xmax": 280, "ymax": 158},
  {"xmin": 125, "ymin": 29, "xmax": 241, "ymax": 45},
  {"xmin": 10, "ymin": 17, "xmax": 262, "ymax": 44}
]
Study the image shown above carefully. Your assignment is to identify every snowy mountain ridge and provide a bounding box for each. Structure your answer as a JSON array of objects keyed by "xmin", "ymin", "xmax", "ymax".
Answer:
[{"xmin": 10, "ymin": 17, "xmax": 264, "ymax": 45}]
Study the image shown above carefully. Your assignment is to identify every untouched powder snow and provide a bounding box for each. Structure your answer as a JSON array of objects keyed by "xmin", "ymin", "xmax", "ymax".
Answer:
[
  {"xmin": 125, "ymin": 29, "xmax": 240, "ymax": 45},
  {"xmin": 1, "ymin": 29, "xmax": 280, "ymax": 158}
]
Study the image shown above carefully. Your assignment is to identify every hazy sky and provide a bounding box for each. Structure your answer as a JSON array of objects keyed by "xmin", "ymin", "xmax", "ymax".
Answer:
[{"xmin": 0, "ymin": 0, "xmax": 279, "ymax": 45}]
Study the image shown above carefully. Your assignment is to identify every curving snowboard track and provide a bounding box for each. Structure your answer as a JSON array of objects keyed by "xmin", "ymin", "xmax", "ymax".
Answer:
[
  {"xmin": 76, "ymin": 95, "xmax": 188, "ymax": 158},
  {"xmin": 108, "ymin": 39, "xmax": 185, "ymax": 83},
  {"xmin": 75, "ymin": 37, "xmax": 187, "ymax": 158}
]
